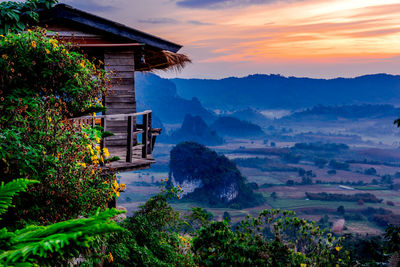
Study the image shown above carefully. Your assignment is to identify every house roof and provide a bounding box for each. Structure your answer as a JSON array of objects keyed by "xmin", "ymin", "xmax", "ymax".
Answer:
[{"xmin": 38, "ymin": 4, "xmax": 182, "ymax": 53}]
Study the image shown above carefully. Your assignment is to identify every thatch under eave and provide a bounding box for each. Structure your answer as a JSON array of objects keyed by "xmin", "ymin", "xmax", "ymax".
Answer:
[{"xmin": 135, "ymin": 49, "xmax": 191, "ymax": 72}]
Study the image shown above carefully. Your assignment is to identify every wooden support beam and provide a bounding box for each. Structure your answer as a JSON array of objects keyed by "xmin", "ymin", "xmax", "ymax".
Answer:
[
  {"xmin": 147, "ymin": 112, "xmax": 153, "ymax": 153},
  {"xmin": 127, "ymin": 116, "xmax": 134, "ymax": 163},
  {"xmin": 142, "ymin": 113, "xmax": 148, "ymax": 159},
  {"xmin": 100, "ymin": 117, "xmax": 106, "ymax": 150}
]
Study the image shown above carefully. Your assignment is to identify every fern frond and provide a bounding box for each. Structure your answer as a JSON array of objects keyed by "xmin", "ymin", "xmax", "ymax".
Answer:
[
  {"xmin": 0, "ymin": 179, "xmax": 39, "ymax": 216},
  {"xmin": 0, "ymin": 208, "xmax": 125, "ymax": 265}
]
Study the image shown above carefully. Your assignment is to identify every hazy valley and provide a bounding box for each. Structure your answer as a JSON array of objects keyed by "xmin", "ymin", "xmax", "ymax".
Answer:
[{"xmin": 118, "ymin": 73, "xmax": 400, "ymax": 236}]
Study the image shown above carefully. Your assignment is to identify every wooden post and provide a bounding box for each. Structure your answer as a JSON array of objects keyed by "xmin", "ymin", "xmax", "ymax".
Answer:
[
  {"xmin": 142, "ymin": 113, "xmax": 148, "ymax": 158},
  {"xmin": 100, "ymin": 117, "xmax": 106, "ymax": 150},
  {"xmin": 147, "ymin": 112, "xmax": 153, "ymax": 153},
  {"xmin": 127, "ymin": 116, "xmax": 133, "ymax": 163}
]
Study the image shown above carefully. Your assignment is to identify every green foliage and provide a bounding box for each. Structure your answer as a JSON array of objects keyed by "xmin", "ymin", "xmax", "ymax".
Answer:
[
  {"xmin": 192, "ymin": 209, "xmax": 350, "ymax": 266},
  {"xmin": 0, "ymin": 29, "xmax": 108, "ymax": 118},
  {"xmin": 385, "ymin": 225, "xmax": 400, "ymax": 254},
  {"xmin": 314, "ymin": 157, "xmax": 328, "ymax": 168},
  {"xmin": 106, "ymin": 192, "xmax": 195, "ymax": 266},
  {"xmin": 0, "ymin": 208, "xmax": 124, "ymax": 266},
  {"xmin": 0, "ymin": 29, "xmax": 116, "ymax": 226},
  {"xmin": 169, "ymin": 142, "xmax": 264, "ymax": 208},
  {"xmin": 0, "ymin": 179, "xmax": 125, "ymax": 265},
  {"xmin": 0, "ymin": 0, "xmax": 57, "ymax": 35},
  {"xmin": 328, "ymin": 159, "xmax": 349, "ymax": 170},
  {"xmin": 0, "ymin": 178, "xmax": 38, "ymax": 216}
]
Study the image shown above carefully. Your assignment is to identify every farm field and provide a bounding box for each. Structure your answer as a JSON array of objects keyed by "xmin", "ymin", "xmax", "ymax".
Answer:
[{"xmin": 118, "ymin": 132, "xmax": 400, "ymax": 235}]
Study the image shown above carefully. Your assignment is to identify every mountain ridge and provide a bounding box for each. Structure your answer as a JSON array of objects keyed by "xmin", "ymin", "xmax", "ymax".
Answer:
[{"xmin": 171, "ymin": 73, "xmax": 400, "ymax": 111}]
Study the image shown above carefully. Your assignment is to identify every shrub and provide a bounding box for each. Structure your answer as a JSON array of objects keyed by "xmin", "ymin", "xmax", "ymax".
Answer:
[
  {"xmin": 0, "ymin": 29, "xmax": 117, "ymax": 226},
  {"xmin": 364, "ymin": 168, "xmax": 377, "ymax": 175},
  {"xmin": 0, "ymin": 179, "xmax": 124, "ymax": 265},
  {"xmin": 314, "ymin": 158, "xmax": 328, "ymax": 168},
  {"xmin": 329, "ymin": 159, "xmax": 349, "ymax": 170}
]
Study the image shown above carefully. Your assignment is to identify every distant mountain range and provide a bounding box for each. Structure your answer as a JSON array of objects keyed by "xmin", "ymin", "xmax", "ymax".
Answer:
[
  {"xmin": 171, "ymin": 74, "xmax": 400, "ymax": 111},
  {"xmin": 279, "ymin": 104, "xmax": 400, "ymax": 121},
  {"xmin": 135, "ymin": 73, "xmax": 216, "ymax": 123}
]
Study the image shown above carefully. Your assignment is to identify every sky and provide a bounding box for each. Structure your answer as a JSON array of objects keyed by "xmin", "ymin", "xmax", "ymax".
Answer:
[{"xmin": 45, "ymin": 0, "xmax": 400, "ymax": 78}]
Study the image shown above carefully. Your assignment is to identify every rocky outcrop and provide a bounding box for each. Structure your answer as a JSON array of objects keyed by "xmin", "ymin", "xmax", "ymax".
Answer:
[{"xmin": 168, "ymin": 114, "xmax": 223, "ymax": 145}]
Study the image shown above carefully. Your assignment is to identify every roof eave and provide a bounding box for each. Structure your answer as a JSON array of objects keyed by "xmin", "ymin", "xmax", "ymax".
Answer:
[{"xmin": 40, "ymin": 4, "xmax": 183, "ymax": 53}]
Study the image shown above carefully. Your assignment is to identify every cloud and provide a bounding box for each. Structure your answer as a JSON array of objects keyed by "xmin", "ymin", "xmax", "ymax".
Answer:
[
  {"xmin": 187, "ymin": 20, "xmax": 214, "ymax": 25},
  {"xmin": 176, "ymin": 0, "xmax": 297, "ymax": 9},
  {"xmin": 138, "ymin": 18, "xmax": 180, "ymax": 24},
  {"xmin": 62, "ymin": 0, "xmax": 119, "ymax": 12}
]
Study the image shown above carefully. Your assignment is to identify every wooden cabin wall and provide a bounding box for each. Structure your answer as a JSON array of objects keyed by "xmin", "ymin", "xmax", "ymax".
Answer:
[{"xmin": 104, "ymin": 49, "xmax": 137, "ymax": 146}]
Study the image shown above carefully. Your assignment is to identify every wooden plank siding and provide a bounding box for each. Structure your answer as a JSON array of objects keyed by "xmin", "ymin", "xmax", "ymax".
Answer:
[{"xmin": 104, "ymin": 49, "xmax": 136, "ymax": 146}]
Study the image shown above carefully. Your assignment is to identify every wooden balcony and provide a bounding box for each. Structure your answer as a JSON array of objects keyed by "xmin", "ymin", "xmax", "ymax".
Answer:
[{"xmin": 72, "ymin": 110, "xmax": 161, "ymax": 173}]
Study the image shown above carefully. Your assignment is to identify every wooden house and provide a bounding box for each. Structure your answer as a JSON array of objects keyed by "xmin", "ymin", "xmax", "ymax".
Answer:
[{"xmin": 37, "ymin": 4, "xmax": 190, "ymax": 172}]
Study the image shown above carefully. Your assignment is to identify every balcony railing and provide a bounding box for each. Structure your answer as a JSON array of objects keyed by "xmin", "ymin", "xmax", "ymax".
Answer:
[{"xmin": 71, "ymin": 110, "xmax": 160, "ymax": 169}]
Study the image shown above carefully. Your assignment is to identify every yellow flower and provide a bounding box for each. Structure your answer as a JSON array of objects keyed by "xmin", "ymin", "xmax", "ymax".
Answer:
[
  {"xmin": 103, "ymin": 148, "xmax": 110, "ymax": 158},
  {"xmin": 31, "ymin": 41, "xmax": 37, "ymax": 48},
  {"xmin": 301, "ymin": 264, "xmax": 307, "ymax": 267},
  {"xmin": 48, "ymin": 117, "xmax": 52, "ymax": 122},
  {"xmin": 45, "ymin": 48, "xmax": 50, "ymax": 54},
  {"xmin": 91, "ymin": 169, "xmax": 95, "ymax": 175},
  {"xmin": 78, "ymin": 162, "xmax": 86, "ymax": 168},
  {"xmin": 96, "ymin": 137, "xmax": 101, "ymax": 144},
  {"xmin": 93, "ymin": 112, "xmax": 96, "ymax": 117},
  {"xmin": 0, "ymin": 35, "xmax": 4, "ymax": 38},
  {"xmin": 108, "ymin": 252, "xmax": 113, "ymax": 263},
  {"xmin": 80, "ymin": 60, "xmax": 86, "ymax": 68},
  {"xmin": 335, "ymin": 246, "xmax": 341, "ymax": 252},
  {"xmin": 74, "ymin": 73, "xmax": 79, "ymax": 79},
  {"xmin": 120, "ymin": 184, "xmax": 126, "ymax": 190},
  {"xmin": 50, "ymin": 39, "xmax": 58, "ymax": 48}
]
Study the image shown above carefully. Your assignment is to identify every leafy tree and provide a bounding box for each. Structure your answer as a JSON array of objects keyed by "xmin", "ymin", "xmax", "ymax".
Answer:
[
  {"xmin": 314, "ymin": 158, "xmax": 328, "ymax": 168},
  {"xmin": 337, "ymin": 205, "xmax": 345, "ymax": 215},
  {"xmin": 364, "ymin": 167, "xmax": 377, "ymax": 175},
  {"xmin": 223, "ymin": 211, "xmax": 231, "ymax": 223},
  {"xmin": 0, "ymin": 0, "xmax": 57, "ymax": 35},
  {"xmin": 286, "ymin": 180, "xmax": 294, "ymax": 186},
  {"xmin": 381, "ymin": 174, "xmax": 393, "ymax": 185},
  {"xmin": 106, "ymin": 191, "xmax": 195, "ymax": 266},
  {"xmin": 192, "ymin": 209, "xmax": 350, "ymax": 266},
  {"xmin": 327, "ymin": 169, "xmax": 337, "ymax": 175},
  {"xmin": 329, "ymin": 159, "xmax": 349, "ymax": 170}
]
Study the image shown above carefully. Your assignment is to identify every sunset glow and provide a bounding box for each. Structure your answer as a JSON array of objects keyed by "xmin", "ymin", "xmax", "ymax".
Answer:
[{"xmin": 62, "ymin": 0, "xmax": 400, "ymax": 78}]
